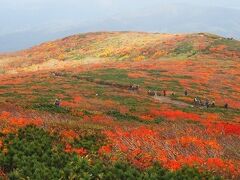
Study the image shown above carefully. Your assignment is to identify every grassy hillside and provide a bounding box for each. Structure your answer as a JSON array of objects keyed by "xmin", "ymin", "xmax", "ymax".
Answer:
[
  {"xmin": 0, "ymin": 32, "xmax": 240, "ymax": 179},
  {"xmin": 1, "ymin": 32, "xmax": 240, "ymax": 74}
]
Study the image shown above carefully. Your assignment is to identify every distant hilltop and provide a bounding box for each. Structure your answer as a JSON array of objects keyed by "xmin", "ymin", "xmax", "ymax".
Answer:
[{"xmin": 0, "ymin": 32, "xmax": 240, "ymax": 74}]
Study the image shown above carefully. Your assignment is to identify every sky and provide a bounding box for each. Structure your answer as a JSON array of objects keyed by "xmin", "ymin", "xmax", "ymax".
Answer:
[
  {"xmin": 0, "ymin": 0, "xmax": 240, "ymax": 51},
  {"xmin": 1, "ymin": 0, "xmax": 239, "ymax": 34}
]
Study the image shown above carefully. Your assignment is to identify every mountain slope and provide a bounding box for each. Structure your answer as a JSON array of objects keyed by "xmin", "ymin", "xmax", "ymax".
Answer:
[
  {"xmin": 0, "ymin": 31, "xmax": 240, "ymax": 179},
  {"xmin": 1, "ymin": 32, "xmax": 240, "ymax": 74}
]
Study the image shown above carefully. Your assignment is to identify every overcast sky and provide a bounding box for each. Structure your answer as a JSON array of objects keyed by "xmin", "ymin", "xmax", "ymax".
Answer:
[
  {"xmin": 0, "ymin": 0, "xmax": 240, "ymax": 52},
  {"xmin": 1, "ymin": 0, "xmax": 240, "ymax": 34}
]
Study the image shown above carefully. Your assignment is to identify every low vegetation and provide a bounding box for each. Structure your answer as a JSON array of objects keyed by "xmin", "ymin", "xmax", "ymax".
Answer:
[
  {"xmin": 0, "ymin": 126, "xmax": 221, "ymax": 179},
  {"xmin": 0, "ymin": 32, "xmax": 240, "ymax": 179}
]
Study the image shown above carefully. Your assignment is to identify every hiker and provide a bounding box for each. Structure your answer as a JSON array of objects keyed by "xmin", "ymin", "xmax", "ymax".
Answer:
[
  {"xmin": 163, "ymin": 90, "xmax": 167, "ymax": 96},
  {"xmin": 129, "ymin": 84, "xmax": 139, "ymax": 91},
  {"xmin": 128, "ymin": 84, "xmax": 131, "ymax": 89},
  {"xmin": 194, "ymin": 97, "xmax": 198, "ymax": 105},
  {"xmin": 54, "ymin": 99, "xmax": 60, "ymax": 107},
  {"xmin": 52, "ymin": 71, "xmax": 61, "ymax": 77},
  {"xmin": 148, "ymin": 90, "xmax": 156, "ymax": 96},
  {"xmin": 128, "ymin": 85, "xmax": 133, "ymax": 90},
  {"xmin": 156, "ymin": 91, "xmax": 161, "ymax": 96},
  {"xmin": 135, "ymin": 85, "xmax": 140, "ymax": 91},
  {"xmin": 205, "ymin": 99, "xmax": 210, "ymax": 108},
  {"xmin": 224, "ymin": 103, "xmax": 228, "ymax": 109},
  {"xmin": 184, "ymin": 90, "xmax": 188, "ymax": 96},
  {"xmin": 211, "ymin": 101, "xmax": 215, "ymax": 107}
]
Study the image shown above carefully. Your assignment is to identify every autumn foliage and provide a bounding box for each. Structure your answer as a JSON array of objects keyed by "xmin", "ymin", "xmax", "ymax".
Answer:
[
  {"xmin": 103, "ymin": 125, "xmax": 240, "ymax": 177},
  {"xmin": 1, "ymin": 32, "xmax": 240, "ymax": 179}
]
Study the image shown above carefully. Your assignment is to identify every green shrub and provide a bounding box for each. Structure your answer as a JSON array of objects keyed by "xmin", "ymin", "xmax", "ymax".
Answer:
[
  {"xmin": 31, "ymin": 104, "xmax": 70, "ymax": 113},
  {"xmin": 142, "ymin": 164, "xmax": 221, "ymax": 180},
  {"xmin": 104, "ymin": 162, "xmax": 141, "ymax": 180},
  {"xmin": 107, "ymin": 110, "xmax": 140, "ymax": 122},
  {"xmin": 154, "ymin": 117, "xmax": 165, "ymax": 124},
  {"xmin": 73, "ymin": 133, "xmax": 105, "ymax": 153},
  {"xmin": 0, "ymin": 126, "xmax": 221, "ymax": 180},
  {"xmin": 173, "ymin": 42, "xmax": 195, "ymax": 55},
  {"xmin": 0, "ymin": 126, "xmax": 69, "ymax": 179}
]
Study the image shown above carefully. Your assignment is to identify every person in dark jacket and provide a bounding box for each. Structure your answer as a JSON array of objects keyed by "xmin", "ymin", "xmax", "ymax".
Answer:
[
  {"xmin": 224, "ymin": 103, "xmax": 228, "ymax": 109},
  {"xmin": 205, "ymin": 99, "xmax": 210, "ymax": 108}
]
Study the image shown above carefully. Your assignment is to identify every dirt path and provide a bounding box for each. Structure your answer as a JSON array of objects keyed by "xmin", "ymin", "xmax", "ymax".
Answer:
[
  {"xmin": 153, "ymin": 96, "xmax": 192, "ymax": 108},
  {"xmin": 69, "ymin": 75, "xmax": 193, "ymax": 108}
]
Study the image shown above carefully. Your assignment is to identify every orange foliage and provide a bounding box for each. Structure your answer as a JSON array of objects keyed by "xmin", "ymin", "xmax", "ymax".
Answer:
[
  {"xmin": 9, "ymin": 117, "xmax": 43, "ymax": 127},
  {"xmin": 153, "ymin": 50, "xmax": 167, "ymax": 58},
  {"xmin": 64, "ymin": 144, "xmax": 87, "ymax": 156},
  {"xmin": 133, "ymin": 55, "xmax": 145, "ymax": 62},
  {"xmin": 83, "ymin": 114, "xmax": 113, "ymax": 124},
  {"xmin": 98, "ymin": 145, "xmax": 112, "ymax": 155},
  {"xmin": 1, "ymin": 128, "xmax": 12, "ymax": 135},
  {"xmin": 102, "ymin": 125, "xmax": 240, "ymax": 175},
  {"xmin": 203, "ymin": 121, "xmax": 240, "ymax": 136},
  {"xmin": 218, "ymin": 123, "xmax": 240, "ymax": 136},
  {"xmin": 72, "ymin": 148, "xmax": 87, "ymax": 156},
  {"xmin": 128, "ymin": 150, "xmax": 154, "ymax": 169},
  {"xmin": 179, "ymin": 136, "xmax": 221, "ymax": 150},
  {"xmin": 0, "ymin": 111, "xmax": 43, "ymax": 136},
  {"xmin": 210, "ymin": 45, "xmax": 226, "ymax": 52},
  {"xmin": 103, "ymin": 100, "xmax": 116, "ymax": 108},
  {"xmin": 178, "ymin": 155, "xmax": 204, "ymax": 167},
  {"xmin": 61, "ymin": 130, "xmax": 79, "ymax": 140},
  {"xmin": 150, "ymin": 109, "xmax": 200, "ymax": 121},
  {"xmin": 0, "ymin": 111, "xmax": 11, "ymax": 119},
  {"xmin": 127, "ymin": 72, "xmax": 147, "ymax": 78},
  {"xmin": 103, "ymin": 126, "xmax": 164, "ymax": 169},
  {"xmin": 164, "ymin": 160, "xmax": 181, "ymax": 170},
  {"xmin": 61, "ymin": 101, "xmax": 78, "ymax": 108},
  {"xmin": 140, "ymin": 115, "xmax": 154, "ymax": 121},
  {"xmin": 207, "ymin": 158, "xmax": 225, "ymax": 169},
  {"xmin": 203, "ymin": 113, "xmax": 220, "ymax": 122},
  {"xmin": 73, "ymin": 96, "xmax": 82, "ymax": 103}
]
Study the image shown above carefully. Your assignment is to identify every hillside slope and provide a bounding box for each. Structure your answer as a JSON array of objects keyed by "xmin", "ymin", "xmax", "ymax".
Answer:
[
  {"xmin": 0, "ymin": 32, "xmax": 240, "ymax": 179},
  {"xmin": 1, "ymin": 32, "xmax": 240, "ymax": 74}
]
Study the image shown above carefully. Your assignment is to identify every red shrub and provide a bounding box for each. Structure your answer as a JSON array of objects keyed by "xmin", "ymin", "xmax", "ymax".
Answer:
[
  {"xmin": 150, "ymin": 109, "xmax": 200, "ymax": 121},
  {"xmin": 98, "ymin": 145, "xmax": 112, "ymax": 155},
  {"xmin": 0, "ymin": 111, "xmax": 11, "ymax": 120},
  {"xmin": 61, "ymin": 130, "xmax": 79, "ymax": 140},
  {"xmin": 9, "ymin": 117, "xmax": 43, "ymax": 127}
]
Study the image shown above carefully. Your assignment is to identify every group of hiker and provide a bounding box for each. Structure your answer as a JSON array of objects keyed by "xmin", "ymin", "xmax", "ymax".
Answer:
[
  {"xmin": 128, "ymin": 84, "xmax": 140, "ymax": 91},
  {"xmin": 53, "ymin": 85, "xmax": 230, "ymax": 109},
  {"xmin": 193, "ymin": 97, "xmax": 215, "ymax": 108},
  {"xmin": 193, "ymin": 97, "xmax": 228, "ymax": 109},
  {"xmin": 148, "ymin": 90, "xmax": 167, "ymax": 97},
  {"xmin": 147, "ymin": 88, "xmax": 229, "ymax": 109}
]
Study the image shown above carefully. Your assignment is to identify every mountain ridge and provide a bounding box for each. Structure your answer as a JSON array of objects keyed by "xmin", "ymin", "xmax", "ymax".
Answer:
[{"xmin": 1, "ymin": 31, "xmax": 240, "ymax": 74}]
